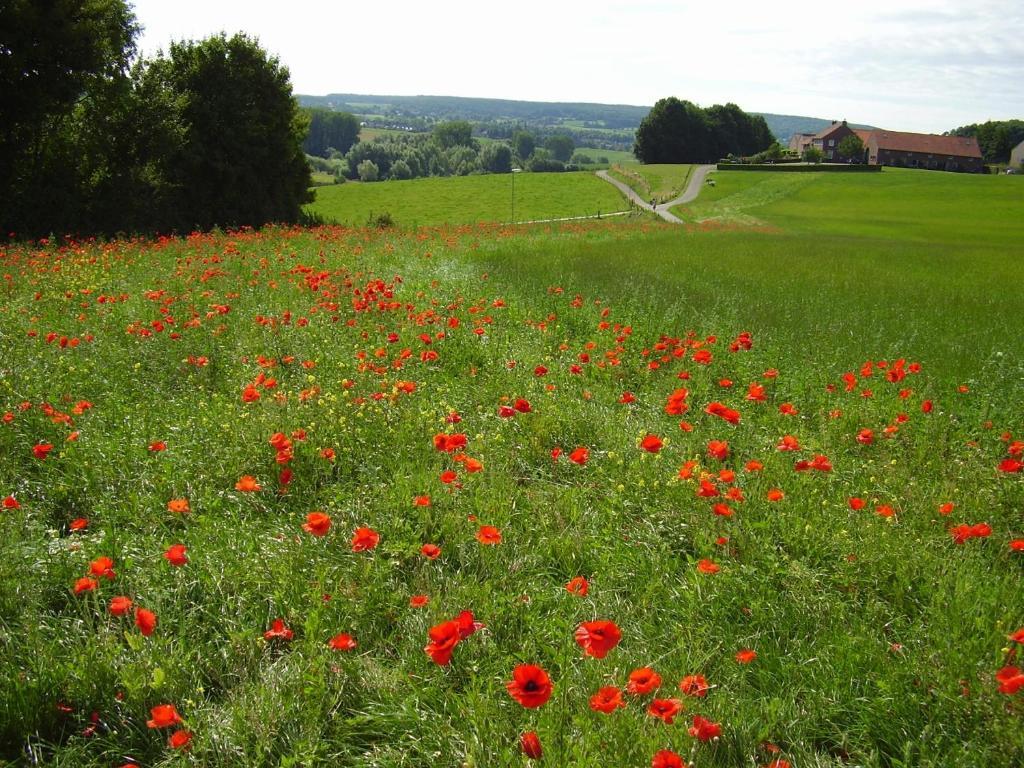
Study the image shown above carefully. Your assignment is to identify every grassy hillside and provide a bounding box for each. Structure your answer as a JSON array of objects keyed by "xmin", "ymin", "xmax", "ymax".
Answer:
[
  {"xmin": 306, "ymin": 172, "xmax": 631, "ymax": 227},
  {"xmin": 608, "ymin": 163, "xmax": 696, "ymax": 204},
  {"xmin": 673, "ymin": 168, "xmax": 1023, "ymax": 241},
  {"xmin": 1, "ymin": 171, "xmax": 1022, "ymax": 767}
]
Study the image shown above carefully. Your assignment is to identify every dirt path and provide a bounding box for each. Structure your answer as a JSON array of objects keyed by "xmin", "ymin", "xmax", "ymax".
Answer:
[{"xmin": 596, "ymin": 165, "xmax": 715, "ymax": 224}]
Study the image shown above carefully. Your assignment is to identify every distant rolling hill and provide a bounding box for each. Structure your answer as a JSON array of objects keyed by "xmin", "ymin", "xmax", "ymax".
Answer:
[{"xmin": 297, "ymin": 93, "xmax": 874, "ymax": 147}]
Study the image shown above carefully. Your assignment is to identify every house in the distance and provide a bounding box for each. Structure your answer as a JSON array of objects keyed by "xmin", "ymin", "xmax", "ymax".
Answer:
[
  {"xmin": 788, "ymin": 120, "xmax": 866, "ymax": 161},
  {"xmin": 1011, "ymin": 139, "xmax": 1024, "ymax": 169},
  {"xmin": 810, "ymin": 120, "xmax": 861, "ymax": 161},
  {"xmin": 861, "ymin": 130, "xmax": 983, "ymax": 172}
]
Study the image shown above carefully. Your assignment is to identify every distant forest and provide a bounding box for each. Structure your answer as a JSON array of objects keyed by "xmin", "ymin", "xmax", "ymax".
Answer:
[{"xmin": 297, "ymin": 93, "xmax": 868, "ymax": 149}]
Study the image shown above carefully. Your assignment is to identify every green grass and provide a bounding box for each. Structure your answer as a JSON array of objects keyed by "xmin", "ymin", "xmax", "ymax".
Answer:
[
  {"xmin": 608, "ymin": 163, "xmax": 696, "ymax": 204},
  {"xmin": 674, "ymin": 168, "xmax": 1024, "ymax": 236},
  {"xmin": 1, "ymin": 169, "xmax": 1023, "ymax": 767},
  {"xmin": 305, "ymin": 171, "xmax": 631, "ymax": 227}
]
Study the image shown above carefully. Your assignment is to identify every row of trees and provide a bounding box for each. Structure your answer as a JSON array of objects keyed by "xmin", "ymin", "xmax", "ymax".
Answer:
[
  {"xmin": 1, "ymin": 1, "xmax": 311, "ymax": 237},
  {"xmin": 302, "ymin": 108, "xmax": 360, "ymax": 157},
  {"xmin": 329, "ymin": 123, "xmax": 579, "ymax": 181},
  {"xmin": 633, "ymin": 99, "xmax": 774, "ymax": 163},
  {"xmin": 947, "ymin": 120, "xmax": 1024, "ymax": 164}
]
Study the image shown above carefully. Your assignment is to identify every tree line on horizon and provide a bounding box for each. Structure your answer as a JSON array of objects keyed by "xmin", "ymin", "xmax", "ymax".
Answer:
[
  {"xmin": 304, "ymin": 117, "xmax": 593, "ymax": 183},
  {"xmin": 947, "ymin": 120, "xmax": 1024, "ymax": 164},
  {"xmin": 1, "ymin": 0, "xmax": 311, "ymax": 239}
]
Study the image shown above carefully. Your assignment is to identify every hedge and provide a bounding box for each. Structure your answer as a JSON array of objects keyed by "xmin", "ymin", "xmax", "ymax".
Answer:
[{"xmin": 716, "ymin": 163, "xmax": 881, "ymax": 172}]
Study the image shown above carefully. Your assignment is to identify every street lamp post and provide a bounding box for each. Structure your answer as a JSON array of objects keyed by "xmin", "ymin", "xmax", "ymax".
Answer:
[{"xmin": 511, "ymin": 167, "xmax": 521, "ymax": 225}]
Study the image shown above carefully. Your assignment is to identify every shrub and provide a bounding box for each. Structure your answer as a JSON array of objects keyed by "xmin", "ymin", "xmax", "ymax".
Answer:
[{"xmin": 358, "ymin": 160, "xmax": 379, "ymax": 182}]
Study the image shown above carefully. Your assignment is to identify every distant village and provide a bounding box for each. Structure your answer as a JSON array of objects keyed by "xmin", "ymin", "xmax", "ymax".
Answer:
[{"xmin": 789, "ymin": 121, "xmax": 990, "ymax": 172}]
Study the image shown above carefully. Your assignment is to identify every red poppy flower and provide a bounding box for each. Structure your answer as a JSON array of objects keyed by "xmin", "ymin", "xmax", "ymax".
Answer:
[
  {"xmin": 167, "ymin": 498, "xmax": 190, "ymax": 514},
  {"xmin": 514, "ymin": 398, "xmax": 532, "ymax": 413},
  {"xmin": 409, "ymin": 594, "xmax": 430, "ymax": 608},
  {"xmin": 735, "ymin": 648, "xmax": 757, "ymax": 664},
  {"xmin": 707, "ymin": 440, "xmax": 728, "ymax": 461},
  {"xmin": 89, "ymin": 556, "xmax": 116, "ymax": 579},
  {"xmin": 135, "ymin": 607, "xmax": 157, "ymax": 636},
  {"xmin": 641, "ymin": 434, "xmax": 664, "ymax": 453},
  {"xmin": 424, "ymin": 619, "xmax": 461, "ymax": 665},
  {"xmin": 168, "ymin": 729, "xmax": 192, "ymax": 749},
  {"xmin": 938, "ymin": 502, "xmax": 955, "ymax": 516},
  {"xmin": 627, "ymin": 667, "xmax": 662, "ymax": 695},
  {"xmin": 575, "ymin": 620, "xmax": 622, "ymax": 659},
  {"xmin": 652, "ymin": 749, "xmax": 686, "ymax": 768},
  {"xmin": 73, "ymin": 577, "xmax": 98, "ymax": 594},
  {"xmin": 856, "ymin": 428, "xmax": 874, "ymax": 445},
  {"xmin": 520, "ymin": 730, "xmax": 542, "ymax": 759},
  {"xmin": 777, "ymin": 434, "xmax": 800, "ymax": 452},
  {"xmin": 440, "ymin": 470, "xmax": 458, "ymax": 484},
  {"xmin": 146, "ymin": 704, "xmax": 182, "ymax": 729},
  {"xmin": 766, "ymin": 488, "xmax": 784, "ymax": 502},
  {"xmin": 764, "ymin": 761, "xmax": 792, "ymax": 768},
  {"xmin": 688, "ymin": 714, "xmax": 722, "ymax": 741},
  {"xmin": 2, "ymin": 495, "xmax": 19, "ymax": 509},
  {"xmin": 414, "ymin": 495, "xmax": 431, "ymax": 507},
  {"xmin": 697, "ymin": 559, "xmax": 720, "ymax": 574},
  {"xmin": 589, "ymin": 685, "xmax": 625, "ymax": 713},
  {"xmin": 32, "ymin": 443, "xmax": 54, "ymax": 460},
  {"xmin": 569, "ymin": 447, "xmax": 590, "ymax": 465},
  {"xmin": 566, "ymin": 576, "xmax": 589, "ymax": 596},
  {"xmin": 498, "ymin": 405, "xmax": 516, "ymax": 418},
  {"xmin": 705, "ymin": 402, "xmax": 740, "ymax": 424},
  {"xmin": 108, "ymin": 596, "xmax": 133, "ymax": 616},
  {"xmin": 234, "ymin": 475, "xmax": 260, "ymax": 492},
  {"xmin": 164, "ymin": 544, "xmax": 188, "ymax": 566},
  {"xmin": 745, "ymin": 460, "xmax": 764, "ymax": 472},
  {"xmin": 70, "ymin": 517, "xmax": 89, "ymax": 531},
  {"xmin": 1001, "ymin": 459, "xmax": 1024, "ymax": 473},
  {"xmin": 506, "ymin": 664, "xmax": 553, "ymax": 708},
  {"xmin": 647, "ymin": 697, "xmax": 683, "ymax": 724},
  {"xmin": 420, "ymin": 543, "xmax": 441, "ymax": 560},
  {"xmin": 679, "ymin": 674, "xmax": 710, "ymax": 697},
  {"xmin": 264, "ymin": 618, "xmax": 294, "ymax": 641},
  {"xmin": 620, "ymin": 391, "xmax": 636, "ymax": 404},
  {"xmin": 433, "ymin": 433, "xmax": 467, "ymax": 453},
  {"xmin": 1008, "ymin": 628, "xmax": 1024, "ymax": 644},
  {"xmin": 351, "ymin": 527, "xmax": 380, "ymax": 551},
  {"xmin": 848, "ymin": 497, "xmax": 866, "ymax": 511},
  {"xmin": 328, "ymin": 633, "xmax": 357, "ymax": 651},
  {"xmin": 995, "ymin": 666, "xmax": 1024, "ymax": 694},
  {"xmin": 476, "ymin": 525, "xmax": 501, "ymax": 545},
  {"xmin": 303, "ymin": 512, "xmax": 331, "ymax": 537},
  {"xmin": 1010, "ymin": 539, "xmax": 1024, "ymax": 552}
]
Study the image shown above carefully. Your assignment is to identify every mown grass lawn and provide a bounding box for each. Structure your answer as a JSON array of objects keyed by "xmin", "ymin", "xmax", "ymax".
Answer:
[
  {"xmin": 1, "ymin": 169, "xmax": 1023, "ymax": 768},
  {"xmin": 306, "ymin": 171, "xmax": 630, "ymax": 227}
]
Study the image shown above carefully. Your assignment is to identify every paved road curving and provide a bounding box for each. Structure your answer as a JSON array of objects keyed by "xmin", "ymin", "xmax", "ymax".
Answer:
[{"xmin": 596, "ymin": 164, "xmax": 716, "ymax": 224}]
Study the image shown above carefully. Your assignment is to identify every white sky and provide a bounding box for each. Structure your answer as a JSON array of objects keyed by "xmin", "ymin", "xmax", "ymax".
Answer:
[{"xmin": 130, "ymin": 0, "xmax": 1023, "ymax": 133}]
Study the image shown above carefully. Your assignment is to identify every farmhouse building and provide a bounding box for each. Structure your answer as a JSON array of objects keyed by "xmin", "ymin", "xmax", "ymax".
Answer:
[
  {"xmin": 1012, "ymin": 139, "xmax": 1024, "ymax": 169},
  {"xmin": 810, "ymin": 120, "xmax": 861, "ymax": 161},
  {"xmin": 861, "ymin": 130, "xmax": 983, "ymax": 172}
]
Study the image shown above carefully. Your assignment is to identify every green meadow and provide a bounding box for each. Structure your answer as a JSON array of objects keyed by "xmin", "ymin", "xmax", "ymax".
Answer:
[
  {"xmin": 306, "ymin": 171, "xmax": 631, "ymax": 227},
  {"xmin": 608, "ymin": 163, "xmax": 696, "ymax": 203},
  {"xmin": 1, "ymin": 168, "xmax": 1023, "ymax": 767}
]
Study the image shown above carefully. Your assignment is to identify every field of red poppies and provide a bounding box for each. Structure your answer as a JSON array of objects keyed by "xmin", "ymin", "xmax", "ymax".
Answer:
[{"xmin": 1, "ymin": 213, "xmax": 1022, "ymax": 767}]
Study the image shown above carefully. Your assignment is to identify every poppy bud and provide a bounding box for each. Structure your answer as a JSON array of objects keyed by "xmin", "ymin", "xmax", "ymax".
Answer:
[{"xmin": 519, "ymin": 731, "xmax": 542, "ymax": 759}]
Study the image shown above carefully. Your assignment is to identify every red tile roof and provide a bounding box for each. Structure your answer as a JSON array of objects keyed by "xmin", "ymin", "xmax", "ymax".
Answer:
[{"xmin": 865, "ymin": 130, "xmax": 981, "ymax": 158}]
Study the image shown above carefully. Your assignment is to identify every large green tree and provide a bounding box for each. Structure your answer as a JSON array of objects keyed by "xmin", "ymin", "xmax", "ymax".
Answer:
[
  {"xmin": 633, "ymin": 97, "xmax": 713, "ymax": 163},
  {"xmin": 0, "ymin": 0, "xmax": 139, "ymax": 234},
  {"xmin": 543, "ymin": 133, "xmax": 575, "ymax": 162},
  {"xmin": 634, "ymin": 97, "xmax": 772, "ymax": 163},
  {"xmin": 143, "ymin": 33, "xmax": 311, "ymax": 231}
]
